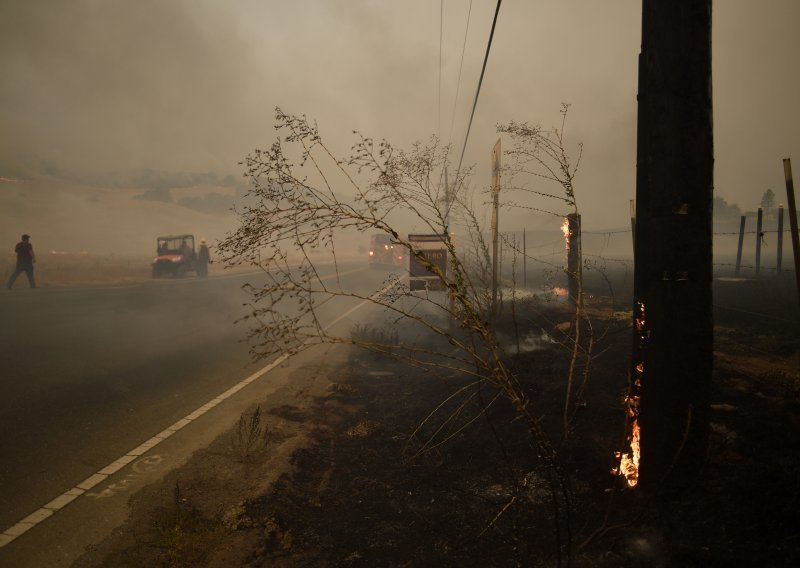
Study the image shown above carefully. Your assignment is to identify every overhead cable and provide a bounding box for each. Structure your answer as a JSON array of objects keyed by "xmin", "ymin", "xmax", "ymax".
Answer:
[
  {"xmin": 447, "ymin": 0, "xmax": 502, "ymax": 221},
  {"xmin": 447, "ymin": 0, "xmax": 474, "ymax": 147}
]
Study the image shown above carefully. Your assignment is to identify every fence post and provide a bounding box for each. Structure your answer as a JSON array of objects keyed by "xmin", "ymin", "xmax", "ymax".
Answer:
[
  {"xmin": 566, "ymin": 213, "xmax": 581, "ymax": 306},
  {"xmin": 777, "ymin": 205, "xmax": 784, "ymax": 274},
  {"xmin": 755, "ymin": 207, "xmax": 763, "ymax": 275},
  {"xmin": 735, "ymin": 215, "xmax": 746, "ymax": 276},
  {"xmin": 783, "ymin": 158, "xmax": 800, "ymax": 305}
]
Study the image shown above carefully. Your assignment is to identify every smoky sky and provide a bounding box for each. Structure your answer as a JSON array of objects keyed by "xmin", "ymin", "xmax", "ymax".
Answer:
[{"xmin": 2, "ymin": 0, "xmax": 799, "ymax": 229}]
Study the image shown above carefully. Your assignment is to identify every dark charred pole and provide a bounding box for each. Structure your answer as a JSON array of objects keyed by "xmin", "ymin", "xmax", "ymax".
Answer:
[
  {"xmin": 783, "ymin": 159, "xmax": 800, "ymax": 305},
  {"xmin": 755, "ymin": 208, "xmax": 764, "ymax": 275},
  {"xmin": 630, "ymin": 199, "xmax": 637, "ymax": 255},
  {"xmin": 777, "ymin": 205, "xmax": 784, "ymax": 274},
  {"xmin": 566, "ymin": 213, "xmax": 582, "ymax": 307},
  {"xmin": 631, "ymin": 1, "xmax": 713, "ymax": 492},
  {"xmin": 735, "ymin": 215, "xmax": 746, "ymax": 276}
]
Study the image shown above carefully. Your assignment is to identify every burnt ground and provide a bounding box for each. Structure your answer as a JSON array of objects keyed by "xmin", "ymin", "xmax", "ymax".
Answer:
[{"xmin": 76, "ymin": 272, "xmax": 800, "ymax": 567}]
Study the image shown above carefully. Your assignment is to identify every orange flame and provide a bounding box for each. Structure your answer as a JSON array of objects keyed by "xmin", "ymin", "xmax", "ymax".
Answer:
[
  {"xmin": 613, "ymin": 300, "xmax": 645, "ymax": 488},
  {"xmin": 561, "ymin": 217, "xmax": 570, "ymax": 238},
  {"xmin": 617, "ymin": 420, "xmax": 640, "ymax": 487}
]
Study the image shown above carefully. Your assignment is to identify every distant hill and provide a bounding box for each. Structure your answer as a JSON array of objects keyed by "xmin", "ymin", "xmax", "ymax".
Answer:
[{"xmin": 0, "ymin": 175, "xmax": 241, "ymax": 256}]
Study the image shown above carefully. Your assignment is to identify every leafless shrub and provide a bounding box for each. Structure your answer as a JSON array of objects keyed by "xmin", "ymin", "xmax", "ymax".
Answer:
[
  {"xmin": 219, "ymin": 108, "xmax": 574, "ymax": 564},
  {"xmin": 499, "ymin": 104, "xmax": 595, "ymax": 441}
]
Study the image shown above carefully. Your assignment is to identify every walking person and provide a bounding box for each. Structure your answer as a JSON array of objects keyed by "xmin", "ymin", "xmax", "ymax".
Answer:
[
  {"xmin": 7, "ymin": 234, "xmax": 37, "ymax": 289},
  {"xmin": 197, "ymin": 238, "xmax": 211, "ymax": 277}
]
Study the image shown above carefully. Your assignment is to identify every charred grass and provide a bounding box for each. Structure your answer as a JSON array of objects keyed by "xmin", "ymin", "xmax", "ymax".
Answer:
[{"xmin": 77, "ymin": 274, "xmax": 799, "ymax": 567}]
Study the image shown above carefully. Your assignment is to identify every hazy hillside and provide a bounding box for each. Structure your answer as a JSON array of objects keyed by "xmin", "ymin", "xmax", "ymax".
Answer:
[{"xmin": 0, "ymin": 175, "xmax": 241, "ymax": 257}]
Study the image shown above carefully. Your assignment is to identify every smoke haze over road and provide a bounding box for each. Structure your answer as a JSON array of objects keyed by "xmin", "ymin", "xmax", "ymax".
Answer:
[{"xmin": 1, "ymin": 0, "xmax": 799, "ymax": 238}]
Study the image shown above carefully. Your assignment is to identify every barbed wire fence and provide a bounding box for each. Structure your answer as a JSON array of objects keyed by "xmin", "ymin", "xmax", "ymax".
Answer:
[{"xmin": 494, "ymin": 223, "xmax": 798, "ymax": 322}]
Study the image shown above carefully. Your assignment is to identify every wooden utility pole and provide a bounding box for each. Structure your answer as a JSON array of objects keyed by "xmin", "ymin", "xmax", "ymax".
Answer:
[
  {"xmin": 523, "ymin": 228, "xmax": 527, "ymax": 288},
  {"xmin": 628, "ymin": 0, "xmax": 713, "ymax": 492},
  {"xmin": 491, "ymin": 139, "xmax": 501, "ymax": 319}
]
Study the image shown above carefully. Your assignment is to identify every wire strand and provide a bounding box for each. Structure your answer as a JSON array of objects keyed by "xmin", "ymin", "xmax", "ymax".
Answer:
[
  {"xmin": 448, "ymin": 0, "xmax": 473, "ymax": 147},
  {"xmin": 447, "ymin": 0, "xmax": 502, "ymax": 222},
  {"xmin": 438, "ymin": 0, "xmax": 444, "ymax": 141}
]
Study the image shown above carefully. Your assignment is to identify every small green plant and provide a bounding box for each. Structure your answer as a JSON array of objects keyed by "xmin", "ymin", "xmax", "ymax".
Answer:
[{"xmin": 232, "ymin": 405, "xmax": 272, "ymax": 462}]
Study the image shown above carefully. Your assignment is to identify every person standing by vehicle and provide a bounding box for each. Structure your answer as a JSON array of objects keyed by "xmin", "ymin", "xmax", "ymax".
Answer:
[
  {"xmin": 197, "ymin": 238, "xmax": 211, "ymax": 277},
  {"xmin": 180, "ymin": 238, "xmax": 193, "ymax": 260},
  {"xmin": 7, "ymin": 234, "xmax": 37, "ymax": 289}
]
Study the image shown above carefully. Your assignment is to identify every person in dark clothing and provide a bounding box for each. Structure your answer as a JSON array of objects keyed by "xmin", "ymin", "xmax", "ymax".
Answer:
[
  {"xmin": 197, "ymin": 238, "xmax": 211, "ymax": 277},
  {"xmin": 7, "ymin": 234, "xmax": 37, "ymax": 289}
]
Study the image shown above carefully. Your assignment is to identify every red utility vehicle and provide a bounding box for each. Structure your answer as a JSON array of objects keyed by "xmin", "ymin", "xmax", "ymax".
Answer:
[{"xmin": 151, "ymin": 234, "xmax": 200, "ymax": 278}]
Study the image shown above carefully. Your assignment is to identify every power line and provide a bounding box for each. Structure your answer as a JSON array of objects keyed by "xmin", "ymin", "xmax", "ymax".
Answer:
[
  {"xmin": 448, "ymin": 0, "xmax": 502, "ymax": 220},
  {"xmin": 438, "ymin": 0, "xmax": 443, "ymax": 141},
  {"xmin": 447, "ymin": 0, "xmax": 473, "ymax": 147},
  {"xmin": 455, "ymin": 0, "xmax": 501, "ymax": 177}
]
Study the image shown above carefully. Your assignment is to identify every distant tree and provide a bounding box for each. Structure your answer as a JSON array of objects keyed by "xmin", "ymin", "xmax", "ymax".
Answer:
[
  {"xmin": 132, "ymin": 187, "xmax": 173, "ymax": 203},
  {"xmin": 713, "ymin": 196, "xmax": 742, "ymax": 219},
  {"xmin": 761, "ymin": 188, "xmax": 776, "ymax": 211}
]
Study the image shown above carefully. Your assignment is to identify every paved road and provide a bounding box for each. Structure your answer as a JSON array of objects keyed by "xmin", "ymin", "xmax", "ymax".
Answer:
[{"xmin": 0, "ymin": 263, "xmax": 384, "ymax": 563}]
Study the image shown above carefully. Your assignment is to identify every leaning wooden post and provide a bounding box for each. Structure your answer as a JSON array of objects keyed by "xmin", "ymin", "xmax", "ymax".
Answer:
[
  {"xmin": 755, "ymin": 207, "xmax": 763, "ymax": 275},
  {"xmin": 777, "ymin": 205, "xmax": 784, "ymax": 274},
  {"xmin": 735, "ymin": 215, "xmax": 746, "ymax": 276},
  {"xmin": 783, "ymin": 158, "xmax": 800, "ymax": 305},
  {"xmin": 630, "ymin": 199, "xmax": 637, "ymax": 255}
]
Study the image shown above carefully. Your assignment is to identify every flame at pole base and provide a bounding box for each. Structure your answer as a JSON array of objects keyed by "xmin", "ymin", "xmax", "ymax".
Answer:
[
  {"xmin": 616, "ymin": 421, "xmax": 640, "ymax": 487},
  {"xmin": 613, "ymin": 301, "xmax": 645, "ymax": 488}
]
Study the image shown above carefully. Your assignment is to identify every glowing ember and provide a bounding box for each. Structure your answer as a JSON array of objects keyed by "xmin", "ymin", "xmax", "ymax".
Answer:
[{"xmin": 561, "ymin": 217, "xmax": 570, "ymax": 239}]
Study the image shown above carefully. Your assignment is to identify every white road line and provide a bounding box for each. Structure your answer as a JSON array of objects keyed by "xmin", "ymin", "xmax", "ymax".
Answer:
[{"xmin": 0, "ymin": 267, "xmax": 388, "ymax": 549}]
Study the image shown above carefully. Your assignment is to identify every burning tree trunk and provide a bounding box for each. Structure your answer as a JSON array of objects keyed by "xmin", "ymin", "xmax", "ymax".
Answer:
[{"xmin": 624, "ymin": 1, "xmax": 713, "ymax": 492}]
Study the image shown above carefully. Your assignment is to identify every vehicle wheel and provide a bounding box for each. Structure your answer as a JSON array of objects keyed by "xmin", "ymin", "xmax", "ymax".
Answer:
[
  {"xmin": 151, "ymin": 266, "xmax": 160, "ymax": 278},
  {"xmin": 175, "ymin": 266, "xmax": 187, "ymax": 278}
]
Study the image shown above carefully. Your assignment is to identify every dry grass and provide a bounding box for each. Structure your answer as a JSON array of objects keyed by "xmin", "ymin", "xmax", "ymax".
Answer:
[
  {"xmin": 3, "ymin": 254, "xmax": 151, "ymax": 287},
  {"xmin": 1, "ymin": 253, "xmax": 249, "ymax": 287}
]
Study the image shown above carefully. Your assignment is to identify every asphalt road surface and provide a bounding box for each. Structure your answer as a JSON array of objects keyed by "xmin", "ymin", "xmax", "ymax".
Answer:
[{"xmin": 0, "ymin": 263, "xmax": 387, "ymax": 565}]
